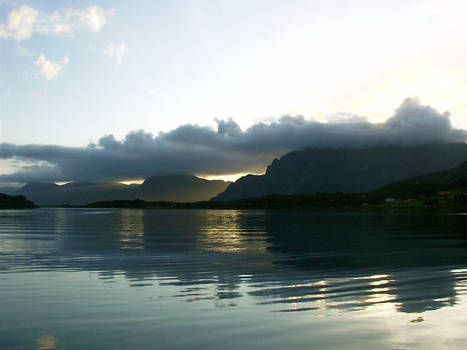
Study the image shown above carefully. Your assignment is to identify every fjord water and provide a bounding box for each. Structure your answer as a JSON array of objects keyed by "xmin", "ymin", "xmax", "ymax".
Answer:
[{"xmin": 1, "ymin": 209, "xmax": 467, "ymax": 349}]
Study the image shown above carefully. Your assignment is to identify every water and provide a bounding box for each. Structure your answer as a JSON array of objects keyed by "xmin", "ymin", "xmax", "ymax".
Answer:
[{"xmin": 1, "ymin": 208, "xmax": 467, "ymax": 349}]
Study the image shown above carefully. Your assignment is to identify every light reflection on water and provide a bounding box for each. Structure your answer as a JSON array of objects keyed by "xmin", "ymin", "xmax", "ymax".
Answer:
[
  {"xmin": 117, "ymin": 209, "xmax": 144, "ymax": 250},
  {"xmin": 1, "ymin": 208, "xmax": 467, "ymax": 349}
]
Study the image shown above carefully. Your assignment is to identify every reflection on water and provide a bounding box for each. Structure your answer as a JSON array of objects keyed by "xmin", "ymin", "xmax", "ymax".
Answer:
[
  {"xmin": 196, "ymin": 210, "xmax": 268, "ymax": 253},
  {"xmin": 251, "ymin": 269, "xmax": 460, "ymax": 314},
  {"xmin": 35, "ymin": 334, "xmax": 60, "ymax": 350},
  {"xmin": 117, "ymin": 209, "xmax": 144, "ymax": 250},
  {"xmin": 1, "ymin": 208, "xmax": 467, "ymax": 349}
]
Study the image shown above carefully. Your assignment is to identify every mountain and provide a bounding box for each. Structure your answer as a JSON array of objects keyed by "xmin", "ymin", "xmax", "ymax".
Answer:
[
  {"xmin": 17, "ymin": 182, "xmax": 133, "ymax": 206},
  {"xmin": 212, "ymin": 143, "xmax": 467, "ymax": 201},
  {"xmin": 84, "ymin": 160, "xmax": 467, "ymax": 210},
  {"xmin": 371, "ymin": 160, "xmax": 467, "ymax": 197},
  {"xmin": 0, "ymin": 193, "xmax": 37, "ymax": 209},
  {"xmin": 17, "ymin": 174, "xmax": 230, "ymax": 206},
  {"xmin": 132, "ymin": 174, "xmax": 230, "ymax": 202}
]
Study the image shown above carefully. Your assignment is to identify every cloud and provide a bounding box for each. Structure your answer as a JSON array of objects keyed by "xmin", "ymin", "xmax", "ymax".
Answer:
[
  {"xmin": 0, "ymin": 5, "xmax": 114, "ymax": 41},
  {"xmin": 104, "ymin": 43, "xmax": 127, "ymax": 62},
  {"xmin": 34, "ymin": 54, "xmax": 68, "ymax": 80},
  {"xmin": 0, "ymin": 98, "xmax": 465, "ymax": 183},
  {"xmin": 69, "ymin": 6, "xmax": 113, "ymax": 32},
  {"xmin": 0, "ymin": 5, "xmax": 38, "ymax": 41}
]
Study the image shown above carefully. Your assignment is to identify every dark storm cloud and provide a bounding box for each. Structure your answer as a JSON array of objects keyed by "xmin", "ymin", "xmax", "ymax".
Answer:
[{"xmin": 1, "ymin": 98, "xmax": 465, "ymax": 183}]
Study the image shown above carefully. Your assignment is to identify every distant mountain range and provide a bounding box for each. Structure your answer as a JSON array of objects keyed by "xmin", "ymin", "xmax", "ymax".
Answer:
[
  {"xmin": 4, "ymin": 152, "xmax": 467, "ymax": 209},
  {"xmin": 8, "ymin": 143, "xmax": 467, "ymax": 206},
  {"xmin": 213, "ymin": 143, "xmax": 467, "ymax": 201},
  {"xmin": 16, "ymin": 174, "xmax": 230, "ymax": 206},
  {"xmin": 84, "ymin": 160, "xmax": 467, "ymax": 210}
]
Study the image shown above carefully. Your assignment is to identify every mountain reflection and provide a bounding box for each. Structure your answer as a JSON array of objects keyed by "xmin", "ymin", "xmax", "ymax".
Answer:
[{"xmin": 1, "ymin": 208, "xmax": 466, "ymax": 315}]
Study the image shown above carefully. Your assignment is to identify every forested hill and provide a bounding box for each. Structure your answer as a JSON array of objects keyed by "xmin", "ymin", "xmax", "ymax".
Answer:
[{"xmin": 372, "ymin": 160, "xmax": 467, "ymax": 197}]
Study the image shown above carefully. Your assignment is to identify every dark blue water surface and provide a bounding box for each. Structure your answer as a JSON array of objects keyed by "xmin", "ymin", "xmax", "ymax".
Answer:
[{"xmin": 1, "ymin": 208, "xmax": 467, "ymax": 349}]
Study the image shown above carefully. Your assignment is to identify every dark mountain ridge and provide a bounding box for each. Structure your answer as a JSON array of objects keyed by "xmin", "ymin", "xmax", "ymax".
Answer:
[
  {"xmin": 132, "ymin": 174, "xmax": 230, "ymax": 202},
  {"xmin": 213, "ymin": 143, "xmax": 467, "ymax": 201},
  {"xmin": 0, "ymin": 193, "xmax": 37, "ymax": 209},
  {"xmin": 17, "ymin": 174, "xmax": 230, "ymax": 206},
  {"xmin": 75, "ymin": 160, "xmax": 467, "ymax": 209}
]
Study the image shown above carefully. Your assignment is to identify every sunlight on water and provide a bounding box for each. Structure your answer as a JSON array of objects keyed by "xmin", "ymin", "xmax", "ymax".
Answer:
[
  {"xmin": 196, "ymin": 210, "xmax": 268, "ymax": 253},
  {"xmin": 117, "ymin": 209, "xmax": 144, "ymax": 250},
  {"xmin": 1, "ymin": 208, "xmax": 467, "ymax": 349}
]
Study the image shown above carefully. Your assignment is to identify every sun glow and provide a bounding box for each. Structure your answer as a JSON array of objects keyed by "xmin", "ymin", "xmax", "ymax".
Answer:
[
  {"xmin": 54, "ymin": 181, "xmax": 73, "ymax": 186},
  {"xmin": 197, "ymin": 172, "xmax": 261, "ymax": 182},
  {"xmin": 119, "ymin": 179, "xmax": 144, "ymax": 185},
  {"xmin": 349, "ymin": 53, "xmax": 467, "ymax": 127}
]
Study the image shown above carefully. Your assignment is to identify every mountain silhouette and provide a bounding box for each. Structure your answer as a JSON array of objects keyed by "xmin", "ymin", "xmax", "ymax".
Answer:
[
  {"xmin": 213, "ymin": 143, "xmax": 467, "ymax": 201},
  {"xmin": 132, "ymin": 174, "xmax": 230, "ymax": 202},
  {"xmin": 17, "ymin": 174, "xmax": 230, "ymax": 206},
  {"xmin": 0, "ymin": 193, "xmax": 37, "ymax": 209}
]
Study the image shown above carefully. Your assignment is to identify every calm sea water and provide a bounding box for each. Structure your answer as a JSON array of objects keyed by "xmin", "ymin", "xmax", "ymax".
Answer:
[{"xmin": 1, "ymin": 208, "xmax": 467, "ymax": 349}]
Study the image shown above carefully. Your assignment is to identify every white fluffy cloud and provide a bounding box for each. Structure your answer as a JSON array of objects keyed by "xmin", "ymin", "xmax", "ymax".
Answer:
[
  {"xmin": 69, "ymin": 6, "xmax": 113, "ymax": 32},
  {"xmin": 34, "ymin": 55, "xmax": 69, "ymax": 80},
  {"xmin": 0, "ymin": 5, "xmax": 114, "ymax": 41},
  {"xmin": 0, "ymin": 5, "xmax": 38, "ymax": 41},
  {"xmin": 104, "ymin": 43, "xmax": 127, "ymax": 62}
]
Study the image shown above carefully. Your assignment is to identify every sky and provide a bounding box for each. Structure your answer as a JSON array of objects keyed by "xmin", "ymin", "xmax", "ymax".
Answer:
[{"xmin": 1, "ymin": 0, "xmax": 467, "ymax": 185}]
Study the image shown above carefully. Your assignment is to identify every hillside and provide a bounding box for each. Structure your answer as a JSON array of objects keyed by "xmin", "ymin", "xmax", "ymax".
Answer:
[
  {"xmin": 0, "ymin": 193, "xmax": 37, "ymax": 209},
  {"xmin": 17, "ymin": 174, "xmax": 230, "ymax": 206},
  {"xmin": 372, "ymin": 160, "xmax": 467, "ymax": 197},
  {"xmin": 213, "ymin": 143, "xmax": 467, "ymax": 201}
]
